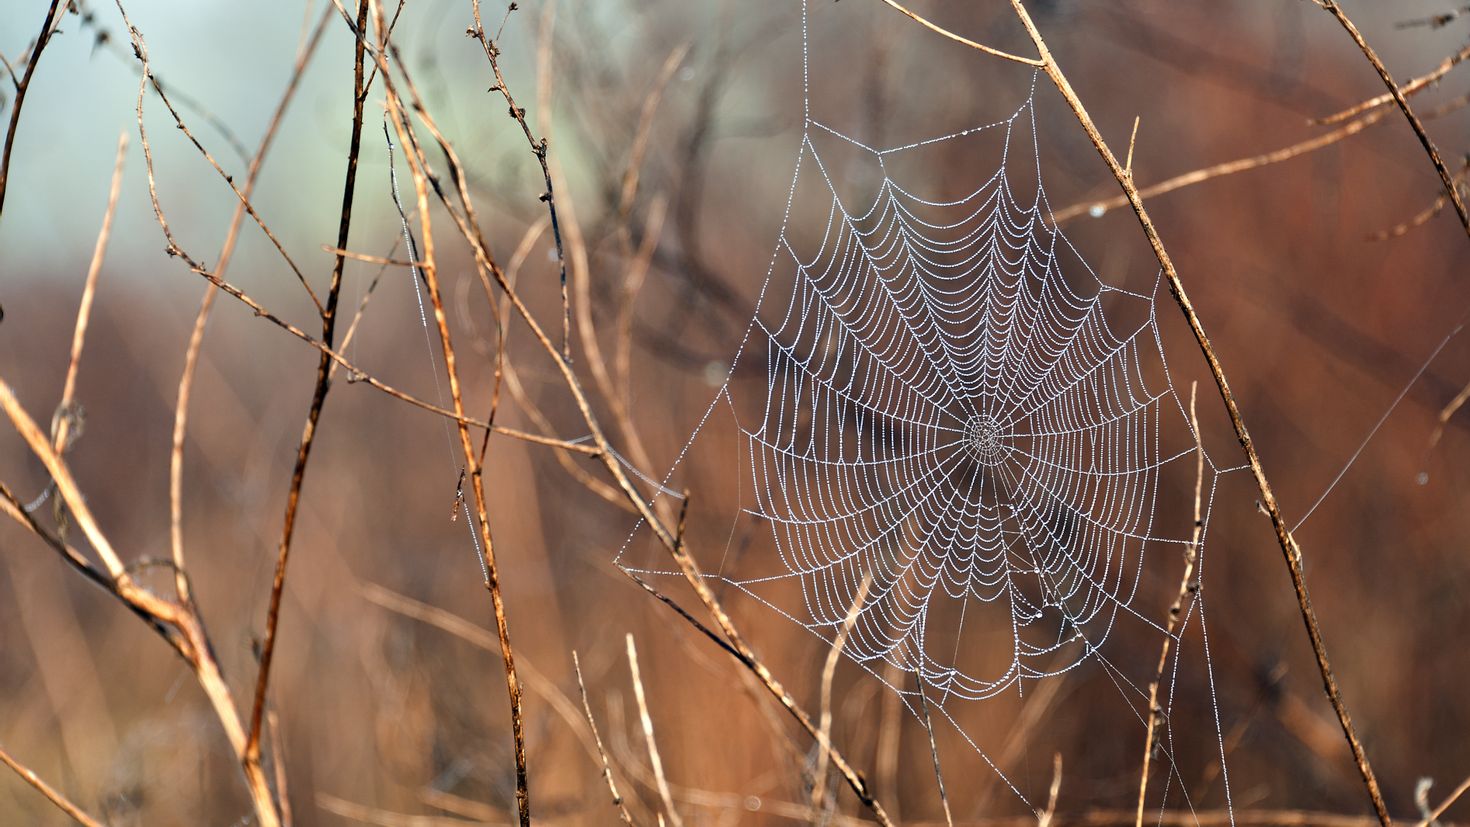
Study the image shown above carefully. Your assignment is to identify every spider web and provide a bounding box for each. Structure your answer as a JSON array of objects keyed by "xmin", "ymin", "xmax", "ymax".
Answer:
[{"xmin": 620, "ymin": 5, "xmax": 1242, "ymax": 818}]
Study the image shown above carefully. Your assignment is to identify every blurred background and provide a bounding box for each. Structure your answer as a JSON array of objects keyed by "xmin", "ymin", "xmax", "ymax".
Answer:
[{"xmin": 2, "ymin": 1, "xmax": 1469, "ymax": 824}]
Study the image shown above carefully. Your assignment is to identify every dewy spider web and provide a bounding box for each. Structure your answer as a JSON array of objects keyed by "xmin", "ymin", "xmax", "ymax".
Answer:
[{"xmin": 620, "ymin": 4, "xmax": 1241, "ymax": 817}]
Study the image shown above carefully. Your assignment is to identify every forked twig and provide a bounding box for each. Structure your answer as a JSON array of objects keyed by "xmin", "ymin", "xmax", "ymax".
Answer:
[{"xmin": 0, "ymin": 377, "xmax": 277, "ymax": 826}]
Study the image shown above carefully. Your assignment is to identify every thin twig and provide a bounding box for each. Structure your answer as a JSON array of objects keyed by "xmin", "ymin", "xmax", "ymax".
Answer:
[
  {"xmin": 1422, "ymin": 376, "xmax": 1470, "ymax": 480},
  {"xmin": 811, "ymin": 575, "xmax": 873, "ymax": 820},
  {"xmin": 627, "ymin": 634, "xmax": 682, "ymax": 827},
  {"xmin": 914, "ymin": 673, "xmax": 955, "ymax": 827},
  {"xmin": 574, "ymin": 652, "xmax": 638, "ymax": 826},
  {"xmin": 1002, "ymin": 1, "xmax": 1394, "ymax": 823},
  {"xmin": 376, "ymin": 11, "xmax": 531, "ymax": 821},
  {"xmin": 876, "ymin": 0, "xmax": 1043, "ymax": 67},
  {"xmin": 1419, "ymin": 774, "xmax": 1470, "ymax": 826},
  {"xmin": 1314, "ymin": 0, "xmax": 1470, "ymax": 235},
  {"xmin": 1038, "ymin": 754, "xmax": 1063, "ymax": 827},
  {"xmin": 319, "ymin": 245, "xmax": 422, "ymax": 268},
  {"xmin": 1136, "ymin": 382, "xmax": 1205, "ymax": 827},
  {"xmin": 1372, "ymin": 158, "xmax": 1470, "ymax": 241},
  {"xmin": 172, "ymin": 5, "xmax": 332, "ymax": 607},
  {"xmin": 1054, "ymin": 105, "xmax": 1395, "ymax": 223},
  {"xmin": 469, "ymin": 0, "xmax": 573, "ymax": 360},
  {"xmin": 0, "ymin": 741, "xmax": 105, "ymax": 827},
  {"xmin": 1313, "ymin": 42, "xmax": 1470, "ymax": 126},
  {"xmin": 0, "ymin": 0, "xmax": 62, "ymax": 219},
  {"xmin": 55, "ymin": 129, "xmax": 127, "ymax": 456},
  {"xmin": 244, "ymin": 0, "xmax": 369, "ymax": 779}
]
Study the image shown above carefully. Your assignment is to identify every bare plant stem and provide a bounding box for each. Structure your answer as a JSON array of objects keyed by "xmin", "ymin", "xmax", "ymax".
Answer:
[
  {"xmin": 375, "ymin": 10, "xmax": 532, "ymax": 820},
  {"xmin": 56, "ymin": 130, "xmax": 127, "ymax": 456},
  {"xmin": 1313, "ymin": 0, "xmax": 1470, "ymax": 236},
  {"xmin": 812, "ymin": 576, "xmax": 872, "ymax": 820},
  {"xmin": 1002, "ymin": 2, "xmax": 1393, "ymax": 822},
  {"xmin": 0, "ymin": 741, "xmax": 104, "ymax": 827},
  {"xmin": 0, "ymin": 377, "xmax": 278, "ymax": 826},
  {"xmin": 0, "ymin": 0, "xmax": 62, "ymax": 220},
  {"xmin": 245, "ymin": 0, "xmax": 369, "ymax": 789},
  {"xmin": 1136, "ymin": 383, "xmax": 1205, "ymax": 826},
  {"xmin": 627, "ymin": 634, "xmax": 682, "ymax": 827},
  {"xmin": 172, "ymin": 6, "xmax": 332, "ymax": 608},
  {"xmin": 574, "ymin": 652, "xmax": 638, "ymax": 826}
]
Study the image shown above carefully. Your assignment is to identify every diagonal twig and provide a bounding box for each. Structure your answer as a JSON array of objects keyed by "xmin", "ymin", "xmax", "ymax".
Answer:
[
  {"xmin": 1003, "ymin": 1, "xmax": 1394, "ymax": 822},
  {"xmin": 1312, "ymin": 0, "xmax": 1470, "ymax": 235}
]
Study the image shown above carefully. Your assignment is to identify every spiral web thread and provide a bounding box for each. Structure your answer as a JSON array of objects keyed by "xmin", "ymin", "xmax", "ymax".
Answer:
[{"xmin": 619, "ymin": 5, "xmax": 1244, "ymax": 818}]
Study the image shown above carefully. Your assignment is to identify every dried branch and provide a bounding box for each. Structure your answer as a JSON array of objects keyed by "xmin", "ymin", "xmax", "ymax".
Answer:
[
  {"xmin": 172, "ymin": 4, "xmax": 332, "ymax": 607},
  {"xmin": 244, "ymin": 0, "xmax": 370, "ymax": 781},
  {"xmin": 627, "ymin": 634, "xmax": 682, "ymax": 827},
  {"xmin": 1313, "ymin": 42, "xmax": 1470, "ymax": 126},
  {"xmin": 1313, "ymin": 0, "xmax": 1470, "ymax": 235},
  {"xmin": 574, "ymin": 652, "xmax": 638, "ymax": 827},
  {"xmin": 1003, "ymin": 1, "xmax": 1393, "ymax": 822},
  {"xmin": 375, "ymin": 10, "xmax": 532, "ymax": 821},
  {"xmin": 877, "ymin": 0, "xmax": 1043, "ymax": 67},
  {"xmin": 0, "ymin": 741, "xmax": 104, "ymax": 827},
  {"xmin": 1053, "ymin": 105, "xmax": 1395, "ymax": 224},
  {"xmin": 1, "ymin": 376, "xmax": 278, "ymax": 825},
  {"xmin": 0, "ymin": 0, "xmax": 63, "ymax": 219},
  {"xmin": 1136, "ymin": 383, "xmax": 1205, "ymax": 826},
  {"xmin": 55, "ymin": 129, "xmax": 127, "ymax": 460},
  {"xmin": 468, "ymin": 0, "xmax": 573, "ymax": 360}
]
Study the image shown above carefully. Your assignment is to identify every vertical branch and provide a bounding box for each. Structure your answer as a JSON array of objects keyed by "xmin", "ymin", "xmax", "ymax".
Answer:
[
  {"xmin": 376, "ymin": 12, "xmax": 532, "ymax": 823},
  {"xmin": 1000, "ymin": 1, "xmax": 1393, "ymax": 822},
  {"xmin": 573, "ymin": 652, "xmax": 637, "ymax": 826},
  {"xmin": 811, "ymin": 575, "xmax": 872, "ymax": 820},
  {"xmin": 469, "ymin": 0, "xmax": 573, "ymax": 360},
  {"xmin": 626, "ymin": 634, "xmax": 682, "ymax": 827},
  {"xmin": 1136, "ymin": 383, "xmax": 1205, "ymax": 826},
  {"xmin": 245, "ymin": 0, "xmax": 370, "ymax": 769}
]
